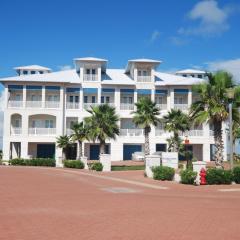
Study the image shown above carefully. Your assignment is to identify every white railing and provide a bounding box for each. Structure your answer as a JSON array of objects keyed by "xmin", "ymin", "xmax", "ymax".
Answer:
[
  {"xmin": 66, "ymin": 102, "xmax": 79, "ymax": 109},
  {"xmin": 45, "ymin": 101, "xmax": 60, "ymax": 108},
  {"xmin": 137, "ymin": 76, "xmax": 151, "ymax": 82},
  {"xmin": 66, "ymin": 128, "xmax": 74, "ymax": 135},
  {"xmin": 83, "ymin": 74, "xmax": 98, "ymax": 81},
  {"xmin": 120, "ymin": 103, "xmax": 134, "ymax": 110},
  {"xmin": 180, "ymin": 130, "xmax": 204, "ymax": 137},
  {"xmin": 174, "ymin": 104, "xmax": 188, "ymax": 111},
  {"xmin": 26, "ymin": 101, "xmax": 42, "ymax": 108},
  {"xmin": 156, "ymin": 104, "xmax": 167, "ymax": 110},
  {"xmin": 8, "ymin": 101, "xmax": 23, "ymax": 108},
  {"xmin": 28, "ymin": 128, "xmax": 56, "ymax": 136},
  {"xmin": 120, "ymin": 129, "xmax": 144, "ymax": 137},
  {"xmin": 155, "ymin": 129, "xmax": 165, "ymax": 136},
  {"xmin": 83, "ymin": 103, "xmax": 99, "ymax": 109},
  {"xmin": 11, "ymin": 127, "xmax": 22, "ymax": 135},
  {"xmin": 106, "ymin": 103, "xmax": 115, "ymax": 108}
]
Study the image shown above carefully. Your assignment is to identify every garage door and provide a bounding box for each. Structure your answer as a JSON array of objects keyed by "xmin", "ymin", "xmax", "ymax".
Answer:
[
  {"xmin": 90, "ymin": 144, "xmax": 110, "ymax": 160},
  {"xmin": 37, "ymin": 144, "xmax": 55, "ymax": 159},
  {"xmin": 123, "ymin": 145, "xmax": 142, "ymax": 160}
]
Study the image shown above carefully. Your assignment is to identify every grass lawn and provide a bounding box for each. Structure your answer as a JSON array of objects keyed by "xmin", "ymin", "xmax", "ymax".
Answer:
[{"xmin": 111, "ymin": 165, "xmax": 145, "ymax": 171}]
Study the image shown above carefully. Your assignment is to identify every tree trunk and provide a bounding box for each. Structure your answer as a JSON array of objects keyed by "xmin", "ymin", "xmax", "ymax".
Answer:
[
  {"xmin": 213, "ymin": 121, "xmax": 224, "ymax": 168},
  {"xmin": 174, "ymin": 132, "xmax": 179, "ymax": 152},
  {"xmin": 99, "ymin": 141, "xmax": 105, "ymax": 155},
  {"xmin": 144, "ymin": 127, "xmax": 150, "ymax": 158},
  {"xmin": 77, "ymin": 141, "xmax": 82, "ymax": 160}
]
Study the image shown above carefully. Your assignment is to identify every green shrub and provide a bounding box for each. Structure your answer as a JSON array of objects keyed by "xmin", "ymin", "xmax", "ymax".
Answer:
[
  {"xmin": 9, "ymin": 158, "xmax": 26, "ymax": 165},
  {"xmin": 152, "ymin": 166, "xmax": 175, "ymax": 181},
  {"xmin": 64, "ymin": 160, "xmax": 84, "ymax": 169},
  {"xmin": 91, "ymin": 162, "xmax": 103, "ymax": 171},
  {"xmin": 233, "ymin": 166, "xmax": 240, "ymax": 184},
  {"xmin": 206, "ymin": 168, "xmax": 233, "ymax": 185},
  {"xmin": 9, "ymin": 158, "xmax": 55, "ymax": 167},
  {"xmin": 180, "ymin": 169, "xmax": 197, "ymax": 185}
]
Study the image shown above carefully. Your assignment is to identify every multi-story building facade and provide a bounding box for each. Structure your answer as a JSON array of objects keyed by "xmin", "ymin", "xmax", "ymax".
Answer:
[{"xmin": 0, "ymin": 57, "xmax": 227, "ymax": 166}]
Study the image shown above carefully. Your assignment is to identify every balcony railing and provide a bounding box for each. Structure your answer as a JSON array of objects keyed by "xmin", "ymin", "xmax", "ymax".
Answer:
[
  {"xmin": 120, "ymin": 129, "xmax": 143, "ymax": 137},
  {"xmin": 28, "ymin": 128, "xmax": 56, "ymax": 136},
  {"xmin": 83, "ymin": 103, "xmax": 99, "ymax": 109},
  {"xmin": 156, "ymin": 104, "xmax": 167, "ymax": 110},
  {"xmin": 174, "ymin": 104, "xmax": 188, "ymax": 111},
  {"xmin": 180, "ymin": 130, "xmax": 204, "ymax": 137},
  {"xmin": 26, "ymin": 101, "xmax": 42, "ymax": 108},
  {"xmin": 120, "ymin": 103, "xmax": 134, "ymax": 110},
  {"xmin": 83, "ymin": 74, "xmax": 98, "ymax": 81},
  {"xmin": 8, "ymin": 101, "xmax": 23, "ymax": 108},
  {"xmin": 45, "ymin": 101, "xmax": 60, "ymax": 108},
  {"xmin": 66, "ymin": 102, "xmax": 79, "ymax": 109},
  {"xmin": 137, "ymin": 76, "xmax": 151, "ymax": 82},
  {"xmin": 155, "ymin": 129, "xmax": 165, "ymax": 136},
  {"xmin": 11, "ymin": 127, "xmax": 22, "ymax": 135}
]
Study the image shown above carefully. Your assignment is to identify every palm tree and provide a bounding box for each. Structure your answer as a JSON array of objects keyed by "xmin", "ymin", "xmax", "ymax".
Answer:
[
  {"xmin": 56, "ymin": 135, "xmax": 72, "ymax": 160},
  {"xmin": 164, "ymin": 109, "xmax": 190, "ymax": 152},
  {"xmin": 71, "ymin": 121, "xmax": 87, "ymax": 160},
  {"xmin": 132, "ymin": 97, "xmax": 160, "ymax": 157},
  {"xmin": 84, "ymin": 104, "xmax": 119, "ymax": 156},
  {"xmin": 190, "ymin": 71, "xmax": 240, "ymax": 168}
]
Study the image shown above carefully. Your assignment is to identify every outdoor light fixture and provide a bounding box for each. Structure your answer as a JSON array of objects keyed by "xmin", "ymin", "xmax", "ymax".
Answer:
[{"xmin": 226, "ymin": 88, "xmax": 235, "ymax": 170}]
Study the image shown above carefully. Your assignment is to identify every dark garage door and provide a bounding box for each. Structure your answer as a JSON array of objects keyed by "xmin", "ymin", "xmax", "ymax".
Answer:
[
  {"xmin": 123, "ymin": 144, "xmax": 142, "ymax": 160},
  {"xmin": 90, "ymin": 144, "xmax": 110, "ymax": 160},
  {"xmin": 37, "ymin": 144, "xmax": 55, "ymax": 159}
]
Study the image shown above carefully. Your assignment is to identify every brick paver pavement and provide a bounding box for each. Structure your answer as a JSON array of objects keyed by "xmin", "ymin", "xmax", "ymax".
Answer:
[{"xmin": 0, "ymin": 166, "xmax": 240, "ymax": 240}]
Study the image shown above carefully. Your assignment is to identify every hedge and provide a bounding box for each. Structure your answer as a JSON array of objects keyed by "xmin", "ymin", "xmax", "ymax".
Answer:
[
  {"xmin": 152, "ymin": 166, "xmax": 175, "ymax": 181},
  {"xmin": 233, "ymin": 166, "xmax": 240, "ymax": 184},
  {"xmin": 64, "ymin": 160, "xmax": 84, "ymax": 169},
  {"xmin": 9, "ymin": 158, "xmax": 55, "ymax": 167},
  {"xmin": 180, "ymin": 169, "xmax": 197, "ymax": 185},
  {"xmin": 91, "ymin": 162, "xmax": 103, "ymax": 171},
  {"xmin": 206, "ymin": 168, "xmax": 233, "ymax": 185}
]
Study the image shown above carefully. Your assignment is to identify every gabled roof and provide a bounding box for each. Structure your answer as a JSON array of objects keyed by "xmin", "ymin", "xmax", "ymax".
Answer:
[
  {"xmin": 14, "ymin": 65, "xmax": 51, "ymax": 71},
  {"xmin": 175, "ymin": 69, "xmax": 206, "ymax": 74}
]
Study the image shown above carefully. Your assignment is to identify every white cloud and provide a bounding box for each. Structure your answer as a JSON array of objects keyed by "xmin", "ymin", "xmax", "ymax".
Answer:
[
  {"xmin": 169, "ymin": 36, "xmax": 188, "ymax": 46},
  {"xmin": 149, "ymin": 30, "xmax": 161, "ymax": 43},
  {"xmin": 179, "ymin": 0, "xmax": 234, "ymax": 37},
  {"xmin": 206, "ymin": 58, "xmax": 240, "ymax": 82},
  {"xmin": 58, "ymin": 65, "xmax": 72, "ymax": 71}
]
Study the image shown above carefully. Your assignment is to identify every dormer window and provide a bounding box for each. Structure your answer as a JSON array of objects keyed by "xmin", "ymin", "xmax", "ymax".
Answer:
[
  {"xmin": 137, "ymin": 69, "xmax": 151, "ymax": 82},
  {"xmin": 84, "ymin": 68, "xmax": 97, "ymax": 81},
  {"xmin": 23, "ymin": 70, "xmax": 28, "ymax": 75},
  {"xmin": 39, "ymin": 71, "xmax": 43, "ymax": 74}
]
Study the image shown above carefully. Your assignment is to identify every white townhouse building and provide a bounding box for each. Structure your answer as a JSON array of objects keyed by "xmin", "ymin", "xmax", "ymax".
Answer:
[{"xmin": 0, "ymin": 57, "xmax": 227, "ymax": 166}]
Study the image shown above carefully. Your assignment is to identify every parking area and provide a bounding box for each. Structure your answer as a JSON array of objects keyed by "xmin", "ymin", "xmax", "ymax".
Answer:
[{"xmin": 0, "ymin": 166, "xmax": 240, "ymax": 240}]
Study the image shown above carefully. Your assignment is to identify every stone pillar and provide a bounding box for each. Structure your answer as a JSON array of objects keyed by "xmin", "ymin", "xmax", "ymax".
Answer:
[
  {"xmin": 192, "ymin": 161, "xmax": 207, "ymax": 185},
  {"xmin": 100, "ymin": 154, "xmax": 111, "ymax": 171},
  {"xmin": 145, "ymin": 155, "xmax": 161, "ymax": 178}
]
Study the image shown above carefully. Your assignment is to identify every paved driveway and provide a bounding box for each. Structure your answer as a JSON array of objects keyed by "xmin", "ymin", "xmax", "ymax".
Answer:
[{"xmin": 0, "ymin": 166, "xmax": 240, "ymax": 240}]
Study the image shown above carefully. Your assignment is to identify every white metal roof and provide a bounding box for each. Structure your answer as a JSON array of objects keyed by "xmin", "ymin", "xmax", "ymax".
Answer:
[
  {"xmin": 14, "ymin": 65, "xmax": 51, "ymax": 71},
  {"xmin": 0, "ymin": 68, "xmax": 205, "ymax": 86},
  {"xmin": 175, "ymin": 69, "xmax": 206, "ymax": 74},
  {"xmin": 74, "ymin": 57, "xmax": 108, "ymax": 62}
]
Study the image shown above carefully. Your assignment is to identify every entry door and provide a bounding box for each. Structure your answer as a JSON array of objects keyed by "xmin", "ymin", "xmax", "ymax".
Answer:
[
  {"xmin": 123, "ymin": 145, "xmax": 142, "ymax": 160},
  {"xmin": 90, "ymin": 144, "xmax": 109, "ymax": 160}
]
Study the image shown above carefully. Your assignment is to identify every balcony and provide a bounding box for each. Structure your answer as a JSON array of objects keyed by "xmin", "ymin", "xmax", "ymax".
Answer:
[
  {"xmin": 28, "ymin": 128, "xmax": 56, "ymax": 136},
  {"xmin": 83, "ymin": 74, "xmax": 98, "ymax": 81},
  {"xmin": 156, "ymin": 104, "xmax": 167, "ymax": 111},
  {"xmin": 120, "ymin": 129, "xmax": 143, "ymax": 137},
  {"xmin": 174, "ymin": 104, "xmax": 188, "ymax": 111},
  {"xmin": 11, "ymin": 127, "xmax": 22, "ymax": 135},
  {"xmin": 8, "ymin": 101, "xmax": 23, "ymax": 108},
  {"xmin": 155, "ymin": 129, "xmax": 165, "ymax": 136},
  {"xmin": 83, "ymin": 103, "xmax": 99, "ymax": 110},
  {"xmin": 180, "ymin": 130, "xmax": 204, "ymax": 137},
  {"xmin": 45, "ymin": 101, "xmax": 60, "ymax": 108},
  {"xmin": 66, "ymin": 102, "xmax": 79, "ymax": 109},
  {"xmin": 137, "ymin": 76, "xmax": 151, "ymax": 82},
  {"xmin": 120, "ymin": 103, "xmax": 134, "ymax": 110},
  {"xmin": 26, "ymin": 101, "xmax": 42, "ymax": 108}
]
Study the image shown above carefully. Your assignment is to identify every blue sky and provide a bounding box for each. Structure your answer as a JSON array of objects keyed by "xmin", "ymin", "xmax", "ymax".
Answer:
[{"xmin": 0, "ymin": 0, "xmax": 240, "ymax": 84}]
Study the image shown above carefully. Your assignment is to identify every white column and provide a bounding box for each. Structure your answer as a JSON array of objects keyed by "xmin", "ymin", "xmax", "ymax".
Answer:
[
  {"xmin": 134, "ymin": 89, "xmax": 137, "ymax": 107},
  {"xmin": 21, "ymin": 141, "xmax": 28, "ymax": 159},
  {"xmin": 203, "ymin": 143, "xmax": 211, "ymax": 162},
  {"xmin": 97, "ymin": 67, "xmax": 101, "ymax": 82},
  {"xmin": 133, "ymin": 68, "xmax": 137, "ymax": 81},
  {"xmin": 188, "ymin": 89, "xmax": 192, "ymax": 108},
  {"xmin": 22, "ymin": 114, "xmax": 29, "ymax": 137},
  {"xmin": 151, "ymin": 89, "xmax": 155, "ymax": 102},
  {"xmin": 80, "ymin": 67, "xmax": 84, "ymax": 82},
  {"xmin": 115, "ymin": 87, "xmax": 120, "ymax": 111},
  {"xmin": 203, "ymin": 123, "xmax": 209, "ymax": 138},
  {"xmin": 55, "ymin": 146, "xmax": 63, "ymax": 167},
  {"xmin": 222, "ymin": 122, "xmax": 228, "ymax": 161},
  {"xmin": 169, "ymin": 88, "xmax": 174, "ymax": 110},
  {"xmin": 79, "ymin": 89, "xmax": 83, "ymax": 111},
  {"xmin": 42, "ymin": 86, "xmax": 45, "ymax": 108},
  {"xmin": 97, "ymin": 87, "xmax": 101, "ymax": 104},
  {"xmin": 23, "ymin": 85, "xmax": 26, "ymax": 108},
  {"xmin": 4, "ymin": 85, "xmax": 8, "ymax": 109}
]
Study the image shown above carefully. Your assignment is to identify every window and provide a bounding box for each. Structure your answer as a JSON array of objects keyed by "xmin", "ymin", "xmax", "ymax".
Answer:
[
  {"xmin": 101, "ymin": 96, "xmax": 104, "ymax": 103},
  {"xmin": 191, "ymin": 74, "xmax": 194, "ymax": 77},
  {"xmin": 174, "ymin": 96, "xmax": 183, "ymax": 104},
  {"xmin": 143, "ymin": 70, "xmax": 147, "ymax": 76},
  {"xmin": 86, "ymin": 69, "xmax": 90, "ymax": 74},
  {"xmin": 92, "ymin": 69, "xmax": 96, "ymax": 75},
  {"xmin": 31, "ymin": 71, "xmax": 36, "ymax": 74},
  {"xmin": 39, "ymin": 71, "xmax": 43, "ymax": 74},
  {"xmin": 69, "ymin": 96, "xmax": 74, "ymax": 103},
  {"xmin": 84, "ymin": 96, "xmax": 88, "ymax": 103},
  {"xmin": 183, "ymin": 74, "xmax": 187, "ymax": 77},
  {"xmin": 15, "ymin": 94, "xmax": 21, "ymax": 101},
  {"xmin": 92, "ymin": 96, "xmax": 96, "ymax": 103},
  {"xmin": 106, "ymin": 96, "xmax": 110, "ymax": 103},
  {"xmin": 75, "ymin": 96, "xmax": 79, "ymax": 103},
  {"xmin": 197, "ymin": 74, "xmax": 203, "ymax": 78},
  {"xmin": 15, "ymin": 119, "xmax": 20, "ymax": 128},
  {"xmin": 138, "ymin": 70, "xmax": 141, "ymax": 76},
  {"xmin": 23, "ymin": 70, "xmax": 28, "ymax": 75},
  {"xmin": 45, "ymin": 120, "xmax": 54, "ymax": 128},
  {"xmin": 156, "ymin": 97, "xmax": 163, "ymax": 104}
]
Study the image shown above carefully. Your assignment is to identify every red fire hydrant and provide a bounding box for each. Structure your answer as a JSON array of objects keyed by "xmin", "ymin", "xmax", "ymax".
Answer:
[{"xmin": 199, "ymin": 168, "xmax": 207, "ymax": 185}]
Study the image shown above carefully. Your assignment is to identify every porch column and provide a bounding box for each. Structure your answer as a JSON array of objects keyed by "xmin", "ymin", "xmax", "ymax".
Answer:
[
  {"xmin": 22, "ymin": 114, "xmax": 29, "ymax": 137},
  {"xmin": 97, "ymin": 87, "xmax": 101, "ymax": 104},
  {"xmin": 203, "ymin": 143, "xmax": 211, "ymax": 162},
  {"xmin": 115, "ymin": 87, "xmax": 120, "ymax": 111},
  {"xmin": 134, "ymin": 90, "xmax": 137, "ymax": 109},
  {"xmin": 23, "ymin": 85, "xmax": 26, "ymax": 108},
  {"xmin": 188, "ymin": 89, "xmax": 192, "ymax": 108},
  {"xmin": 4, "ymin": 85, "xmax": 8, "ymax": 108},
  {"xmin": 42, "ymin": 86, "xmax": 45, "ymax": 108},
  {"xmin": 21, "ymin": 141, "xmax": 28, "ymax": 159},
  {"xmin": 151, "ymin": 89, "xmax": 155, "ymax": 102},
  {"xmin": 169, "ymin": 88, "xmax": 174, "ymax": 110},
  {"xmin": 79, "ymin": 89, "xmax": 83, "ymax": 111}
]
